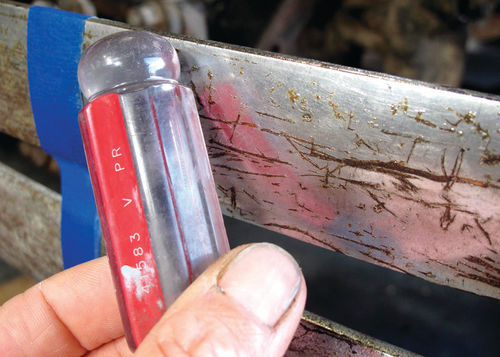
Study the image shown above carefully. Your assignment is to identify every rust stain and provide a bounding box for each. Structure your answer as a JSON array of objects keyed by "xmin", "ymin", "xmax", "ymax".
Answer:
[
  {"xmin": 288, "ymin": 89, "xmax": 300, "ymax": 104},
  {"xmin": 480, "ymin": 150, "xmax": 500, "ymax": 166},
  {"xmin": 390, "ymin": 98, "xmax": 439, "ymax": 128},
  {"xmin": 413, "ymin": 111, "xmax": 437, "ymax": 128},
  {"xmin": 389, "ymin": 97, "xmax": 408, "ymax": 115},
  {"xmin": 327, "ymin": 99, "xmax": 346, "ymax": 121},
  {"xmin": 400, "ymin": 98, "xmax": 409, "ymax": 112},
  {"xmin": 302, "ymin": 113, "xmax": 313, "ymax": 123},
  {"xmin": 446, "ymin": 108, "xmax": 489, "ymax": 140}
]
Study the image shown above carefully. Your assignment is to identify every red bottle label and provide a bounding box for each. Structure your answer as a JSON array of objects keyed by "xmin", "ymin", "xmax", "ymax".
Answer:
[{"xmin": 79, "ymin": 93, "xmax": 165, "ymax": 349}]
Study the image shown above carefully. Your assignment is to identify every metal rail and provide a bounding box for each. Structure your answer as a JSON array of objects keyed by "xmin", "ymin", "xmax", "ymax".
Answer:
[{"xmin": 0, "ymin": 0, "xmax": 499, "ymax": 302}]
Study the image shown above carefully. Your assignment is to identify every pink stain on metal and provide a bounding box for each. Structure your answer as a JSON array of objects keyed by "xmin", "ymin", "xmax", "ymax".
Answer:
[{"xmin": 198, "ymin": 82, "xmax": 337, "ymax": 228}]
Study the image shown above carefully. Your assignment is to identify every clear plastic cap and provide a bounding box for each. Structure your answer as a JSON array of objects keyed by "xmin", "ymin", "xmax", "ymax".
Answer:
[{"xmin": 78, "ymin": 31, "xmax": 180, "ymax": 101}]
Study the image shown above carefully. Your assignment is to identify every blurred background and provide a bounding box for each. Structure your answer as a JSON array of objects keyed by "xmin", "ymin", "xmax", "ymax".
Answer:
[{"xmin": 1, "ymin": 0, "xmax": 500, "ymax": 356}]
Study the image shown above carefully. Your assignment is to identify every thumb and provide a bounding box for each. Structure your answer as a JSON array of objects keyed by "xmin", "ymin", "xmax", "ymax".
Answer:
[{"xmin": 134, "ymin": 243, "xmax": 306, "ymax": 356}]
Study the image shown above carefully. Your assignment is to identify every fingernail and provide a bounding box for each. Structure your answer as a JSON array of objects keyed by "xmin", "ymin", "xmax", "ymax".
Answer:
[{"xmin": 217, "ymin": 243, "xmax": 301, "ymax": 327}]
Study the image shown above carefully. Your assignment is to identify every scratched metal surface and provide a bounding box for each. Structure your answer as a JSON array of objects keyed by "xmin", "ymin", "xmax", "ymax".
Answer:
[
  {"xmin": 0, "ymin": 156, "xmax": 420, "ymax": 356},
  {"xmin": 0, "ymin": 1, "xmax": 499, "ymax": 299},
  {"xmin": 287, "ymin": 311, "xmax": 421, "ymax": 357}
]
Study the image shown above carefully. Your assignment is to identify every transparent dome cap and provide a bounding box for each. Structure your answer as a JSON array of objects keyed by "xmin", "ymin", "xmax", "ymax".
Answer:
[{"xmin": 78, "ymin": 31, "xmax": 180, "ymax": 101}]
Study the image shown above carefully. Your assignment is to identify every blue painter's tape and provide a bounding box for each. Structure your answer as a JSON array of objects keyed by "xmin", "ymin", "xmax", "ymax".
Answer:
[
  {"xmin": 28, "ymin": 6, "xmax": 101, "ymax": 268},
  {"xmin": 58, "ymin": 160, "xmax": 102, "ymax": 264}
]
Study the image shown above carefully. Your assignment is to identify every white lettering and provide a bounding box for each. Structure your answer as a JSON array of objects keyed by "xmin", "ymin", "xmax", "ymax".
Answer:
[
  {"xmin": 122, "ymin": 198, "xmax": 132, "ymax": 207},
  {"xmin": 111, "ymin": 147, "xmax": 122, "ymax": 158},
  {"xmin": 114, "ymin": 163, "xmax": 125, "ymax": 172}
]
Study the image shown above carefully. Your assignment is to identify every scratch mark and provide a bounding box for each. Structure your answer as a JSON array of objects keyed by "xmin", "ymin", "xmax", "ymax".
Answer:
[
  {"xmin": 213, "ymin": 164, "xmax": 286, "ymax": 178},
  {"xmin": 359, "ymin": 252, "xmax": 410, "ymax": 274},
  {"xmin": 413, "ymin": 111, "xmax": 437, "ymax": 128},
  {"xmin": 443, "ymin": 149, "xmax": 465, "ymax": 190},
  {"xmin": 367, "ymin": 191, "xmax": 397, "ymax": 217},
  {"xmin": 439, "ymin": 205, "xmax": 456, "ymax": 231},
  {"xmin": 200, "ymin": 114, "xmax": 258, "ymax": 129},
  {"xmin": 465, "ymin": 256, "xmax": 500, "ymax": 275},
  {"xmin": 290, "ymin": 192, "xmax": 313, "ymax": 212},
  {"xmin": 264, "ymin": 223, "xmax": 341, "ymax": 252},
  {"xmin": 242, "ymin": 189, "xmax": 259, "ymax": 204},
  {"xmin": 461, "ymin": 223, "xmax": 473, "ymax": 232},
  {"xmin": 380, "ymin": 129, "xmax": 413, "ymax": 139},
  {"xmin": 209, "ymin": 139, "xmax": 290, "ymax": 166},
  {"xmin": 406, "ymin": 137, "xmax": 427, "ymax": 164},
  {"xmin": 228, "ymin": 112, "xmax": 242, "ymax": 143},
  {"xmin": 347, "ymin": 112, "xmax": 354, "ymax": 131},
  {"xmin": 474, "ymin": 218, "xmax": 493, "ymax": 246},
  {"xmin": 392, "ymin": 176, "xmax": 419, "ymax": 194},
  {"xmin": 354, "ymin": 134, "xmax": 376, "ymax": 152},
  {"xmin": 261, "ymin": 128, "xmax": 499, "ymax": 190},
  {"xmin": 230, "ymin": 186, "xmax": 236, "ymax": 209},
  {"xmin": 256, "ymin": 111, "xmax": 296, "ymax": 124}
]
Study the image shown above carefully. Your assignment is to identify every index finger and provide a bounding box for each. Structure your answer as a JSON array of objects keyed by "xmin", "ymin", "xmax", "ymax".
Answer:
[{"xmin": 0, "ymin": 256, "xmax": 124, "ymax": 356}]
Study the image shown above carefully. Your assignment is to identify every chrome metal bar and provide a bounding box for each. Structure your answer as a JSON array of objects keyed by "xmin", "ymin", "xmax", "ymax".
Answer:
[{"xmin": 0, "ymin": 1, "xmax": 499, "ymax": 299}]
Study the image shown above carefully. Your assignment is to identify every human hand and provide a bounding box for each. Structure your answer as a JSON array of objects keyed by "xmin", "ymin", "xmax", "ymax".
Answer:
[{"xmin": 0, "ymin": 243, "xmax": 306, "ymax": 356}]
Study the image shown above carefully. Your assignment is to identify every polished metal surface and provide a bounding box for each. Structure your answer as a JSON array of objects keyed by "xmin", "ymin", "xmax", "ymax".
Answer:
[{"xmin": 0, "ymin": 1, "xmax": 499, "ymax": 300}]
